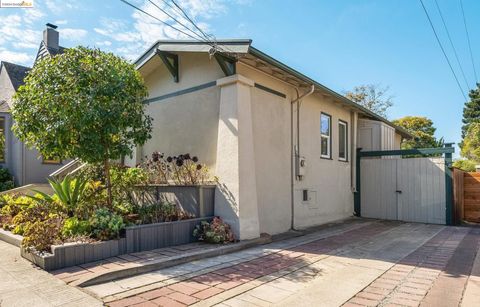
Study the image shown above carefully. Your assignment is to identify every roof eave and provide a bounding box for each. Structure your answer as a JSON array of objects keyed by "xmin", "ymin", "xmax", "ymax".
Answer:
[{"xmin": 247, "ymin": 46, "xmax": 414, "ymax": 139}]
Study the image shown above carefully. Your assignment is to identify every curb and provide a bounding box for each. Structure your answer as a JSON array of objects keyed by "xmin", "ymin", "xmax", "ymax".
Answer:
[{"xmin": 73, "ymin": 235, "xmax": 272, "ymax": 288}]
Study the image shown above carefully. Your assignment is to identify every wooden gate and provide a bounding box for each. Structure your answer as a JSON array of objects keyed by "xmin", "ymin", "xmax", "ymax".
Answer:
[
  {"xmin": 355, "ymin": 145, "xmax": 454, "ymax": 225},
  {"xmin": 360, "ymin": 157, "xmax": 446, "ymax": 224},
  {"xmin": 453, "ymin": 169, "xmax": 480, "ymax": 223}
]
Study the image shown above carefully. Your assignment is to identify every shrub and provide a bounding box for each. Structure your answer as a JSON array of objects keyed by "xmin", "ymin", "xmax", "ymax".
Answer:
[
  {"xmin": 0, "ymin": 168, "xmax": 14, "ymax": 192},
  {"xmin": 453, "ymin": 159, "xmax": 477, "ymax": 172},
  {"xmin": 0, "ymin": 195, "xmax": 37, "ymax": 231},
  {"xmin": 22, "ymin": 214, "xmax": 64, "ymax": 252},
  {"xmin": 62, "ymin": 217, "xmax": 91, "ymax": 238},
  {"xmin": 30, "ymin": 175, "xmax": 88, "ymax": 217},
  {"xmin": 193, "ymin": 217, "xmax": 235, "ymax": 244},
  {"xmin": 89, "ymin": 208, "xmax": 125, "ymax": 240}
]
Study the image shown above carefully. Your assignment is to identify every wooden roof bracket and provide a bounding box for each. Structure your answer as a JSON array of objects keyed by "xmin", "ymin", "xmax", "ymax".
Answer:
[
  {"xmin": 156, "ymin": 50, "xmax": 179, "ymax": 82},
  {"xmin": 215, "ymin": 53, "xmax": 237, "ymax": 76}
]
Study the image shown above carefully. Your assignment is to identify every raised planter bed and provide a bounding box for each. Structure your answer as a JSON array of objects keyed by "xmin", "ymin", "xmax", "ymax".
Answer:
[
  {"xmin": 136, "ymin": 184, "xmax": 215, "ymax": 218},
  {"xmin": 2, "ymin": 217, "xmax": 212, "ymax": 271}
]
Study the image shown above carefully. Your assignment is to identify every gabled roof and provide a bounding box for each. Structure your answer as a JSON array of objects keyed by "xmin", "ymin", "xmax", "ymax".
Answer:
[
  {"xmin": 35, "ymin": 41, "xmax": 66, "ymax": 63},
  {"xmin": 135, "ymin": 39, "xmax": 413, "ymax": 139},
  {"xmin": 1, "ymin": 61, "xmax": 31, "ymax": 91}
]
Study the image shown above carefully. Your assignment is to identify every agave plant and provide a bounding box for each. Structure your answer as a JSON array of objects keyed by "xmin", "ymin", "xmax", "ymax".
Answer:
[{"xmin": 30, "ymin": 175, "xmax": 88, "ymax": 217}]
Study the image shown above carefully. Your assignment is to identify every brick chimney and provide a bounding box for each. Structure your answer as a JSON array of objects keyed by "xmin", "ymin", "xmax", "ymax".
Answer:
[{"xmin": 43, "ymin": 23, "xmax": 59, "ymax": 50}]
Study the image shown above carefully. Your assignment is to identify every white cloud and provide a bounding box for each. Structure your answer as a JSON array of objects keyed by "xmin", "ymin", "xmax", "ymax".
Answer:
[
  {"xmin": 95, "ymin": 41, "xmax": 112, "ymax": 47},
  {"xmin": 60, "ymin": 28, "xmax": 88, "ymax": 41},
  {"xmin": 45, "ymin": 0, "xmax": 79, "ymax": 14},
  {"xmin": 23, "ymin": 8, "xmax": 45, "ymax": 23},
  {"xmin": 54, "ymin": 20, "xmax": 68, "ymax": 25},
  {"xmin": 93, "ymin": 0, "xmax": 239, "ymax": 60},
  {"xmin": 0, "ymin": 49, "xmax": 32, "ymax": 65}
]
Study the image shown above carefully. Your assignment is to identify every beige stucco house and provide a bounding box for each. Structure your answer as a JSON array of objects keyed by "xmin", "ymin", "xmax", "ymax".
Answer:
[
  {"xmin": 127, "ymin": 40, "xmax": 411, "ymax": 240},
  {"xmin": 0, "ymin": 24, "xmax": 67, "ymax": 186}
]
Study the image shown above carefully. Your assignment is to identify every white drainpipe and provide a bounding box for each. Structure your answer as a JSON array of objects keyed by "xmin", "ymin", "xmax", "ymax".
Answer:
[{"xmin": 290, "ymin": 85, "xmax": 315, "ymax": 230}]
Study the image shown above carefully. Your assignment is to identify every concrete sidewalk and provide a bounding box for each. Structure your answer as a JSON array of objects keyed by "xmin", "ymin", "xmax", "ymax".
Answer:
[{"xmin": 0, "ymin": 240, "xmax": 102, "ymax": 307}]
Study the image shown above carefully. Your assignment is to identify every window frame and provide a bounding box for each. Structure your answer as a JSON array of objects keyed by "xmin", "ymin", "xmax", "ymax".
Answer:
[
  {"xmin": 338, "ymin": 119, "xmax": 348, "ymax": 162},
  {"xmin": 42, "ymin": 156, "xmax": 62, "ymax": 165},
  {"xmin": 320, "ymin": 112, "xmax": 332, "ymax": 159},
  {"xmin": 0, "ymin": 117, "xmax": 5, "ymax": 163}
]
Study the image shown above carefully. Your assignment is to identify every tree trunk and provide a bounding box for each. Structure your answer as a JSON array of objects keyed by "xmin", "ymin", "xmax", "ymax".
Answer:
[{"xmin": 104, "ymin": 158, "xmax": 112, "ymax": 207}]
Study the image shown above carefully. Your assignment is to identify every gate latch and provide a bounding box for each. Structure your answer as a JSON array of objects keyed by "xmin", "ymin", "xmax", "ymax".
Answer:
[{"xmin": 396, "ymin": 190, "xmax": 402, "ymax": 194}]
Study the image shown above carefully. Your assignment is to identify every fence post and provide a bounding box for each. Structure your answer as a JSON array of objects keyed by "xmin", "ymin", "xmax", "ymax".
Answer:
[
  {"xmin": 354, "ymin": 148, "xmax": 362, "ymax": 217},
  {"xmin": 444, "ymin": 143, "xmax": 454, "ymax": 225}
]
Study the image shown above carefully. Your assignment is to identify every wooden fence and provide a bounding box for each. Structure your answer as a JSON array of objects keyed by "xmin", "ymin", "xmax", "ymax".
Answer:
[{"xmin": 453, "ymin": 168, "xmax": 480, "ymax": 224}]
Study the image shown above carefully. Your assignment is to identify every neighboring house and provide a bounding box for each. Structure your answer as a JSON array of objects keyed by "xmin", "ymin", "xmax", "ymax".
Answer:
[
  {"xmin": 0, "ymin": 24, "xmax": 67, "ymax": 186},
  {"xmin": 127, "ymin": 40, "xmax": 413, "ymax": 240}
]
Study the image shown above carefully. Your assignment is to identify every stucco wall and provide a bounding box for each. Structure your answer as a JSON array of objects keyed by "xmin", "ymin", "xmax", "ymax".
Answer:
[
  {"xmin": 131, "ymin": 52, "xmax": 225, "ymax": 168},
  {"xmin": 291, "ymin": 94, "xmax": 353, "ymax": 228},
  {"xmin": 237, "ymin": 64, "xmax": 353, "ymax": 233}
]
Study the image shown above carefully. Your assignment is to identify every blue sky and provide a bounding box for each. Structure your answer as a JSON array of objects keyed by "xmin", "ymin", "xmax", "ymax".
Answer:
[{"xmin": 1, "ymin": 0, "xmax": 479, "ymax": 157}]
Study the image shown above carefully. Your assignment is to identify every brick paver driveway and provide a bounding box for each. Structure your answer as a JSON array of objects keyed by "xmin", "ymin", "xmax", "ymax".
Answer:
[{"xmin": 82, "ymin": 220, "xmax": 480, "ymax": 307}]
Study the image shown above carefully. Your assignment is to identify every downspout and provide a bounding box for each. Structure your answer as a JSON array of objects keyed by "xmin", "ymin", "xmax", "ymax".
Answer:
[{"xmin": 290, "ymin": 85, "xmax": 315, "ymax": 230}]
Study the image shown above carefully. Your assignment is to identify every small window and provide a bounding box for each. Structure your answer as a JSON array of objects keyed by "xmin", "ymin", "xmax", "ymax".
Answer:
[
  {"xmin": 320, "ymin": 113, "xmax": 331, "ymax": 159},
  {"xmin": 338, "ymin": 120, "xmax": 348, "ymax": 161},
  {"xmin": 0, "ymin": 117, "xmax": 5, "ymax": 163},
  {"xmin": 42, "ymin": 156, "xmax": 62, "ymax": 165}
]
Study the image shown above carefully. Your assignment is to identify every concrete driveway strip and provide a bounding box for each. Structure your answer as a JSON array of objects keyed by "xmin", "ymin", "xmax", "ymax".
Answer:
[
  {"xmin": 0, "ymin": 240, "xmax": 102, "ymax": 307},
  {"xmin": 242, "ymin": 223, "xmax": 444, "ymax": 307}
]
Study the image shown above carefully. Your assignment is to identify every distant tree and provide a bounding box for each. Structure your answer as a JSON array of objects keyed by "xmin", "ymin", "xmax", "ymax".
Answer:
[
  {"xmin": 12, "ymin": 47, "xmax": 152, "ymax": 205},
  {"xmin": 453, "ymin": 159, "xmax": 477, "ymax": 172},
  {"xmin": 392, "ymin": 116, "xmax": 442, "ymax": 149},
  {"xmin": 462, "ymin": 84, "xmax": 480, "ymax": 141},
  {"xmin": 461, "ymin": 122, "xmax": 480, "ymax": 162},
  {"xmin": 344, "ymin": 84, "xmax": 393, "ymax": 118}
]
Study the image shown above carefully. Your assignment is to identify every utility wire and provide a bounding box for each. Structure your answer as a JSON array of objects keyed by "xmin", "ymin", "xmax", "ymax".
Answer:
[
  {"xmin": 169, "ymin": 0, "xmax": 213, "ymax": 41},
  {"xmin": 120, "ymin": 0, "xmax": 204, "ymax": 41},
  {"xmin": 434, "ymin": 0, "xmax": 470, "ymax": 90},
  {"xmin": 460, "ymin": 0, "xmax": 478, "ymax": 83},
  {"xmin": 147, "ymin": 0, "xmax": 208, "ymax": 43},
  {"xmin": 419, "ymin": 0, "xmax": 467, "ymax": 101}
]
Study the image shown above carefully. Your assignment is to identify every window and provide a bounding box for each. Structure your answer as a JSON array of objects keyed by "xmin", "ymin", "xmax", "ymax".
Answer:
[
  {"xmin": 338, "ymin": 120, "xmax": 348, "ymax": 161},
  {"xmin": 0, "ymin": 117, "xmax": 5, "ymax": 163},
  {"xmin": 42, "ymin": 156, "xmax": 62, "ymax": 164},
  {"xmin": 320, "ymin": 113, "xmax": 331, "ymax": 159}
]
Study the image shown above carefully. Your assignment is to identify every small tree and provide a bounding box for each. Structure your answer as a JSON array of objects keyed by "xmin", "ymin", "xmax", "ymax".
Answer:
[
  {"xmin": 461, "ymin": 122, "xmax": 480, "ymax": 162},
  {"xmin": 392, "ymin": 116, "xmax": 443, "ymax": 149},
  {"xmin": 344, "ymin": 84, "xmax": 393, "ymax": 118},
  {"xmin": 12, "ymin": 47, "xmax": 152, "ymax": 205},
  {"xmin": 461, "ymin": 84, "xmax": 480, "ymax": 140}
]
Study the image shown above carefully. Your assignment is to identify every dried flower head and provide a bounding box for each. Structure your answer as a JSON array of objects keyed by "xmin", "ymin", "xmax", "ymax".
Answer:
[
  {"xmin": 192, "ymin": 156, "xmax": 199, "ymax": 163},
  {"xmin": 196, "ymin": 164, "xmax": 202, "ymax": 170}
]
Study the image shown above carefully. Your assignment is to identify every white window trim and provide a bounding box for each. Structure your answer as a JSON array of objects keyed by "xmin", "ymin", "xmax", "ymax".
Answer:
[
  {"xmin": 320, "ymin": 113, "xmax": 331, "ymax": 159},
  {"xmin": 338, "ymin": 120, "xmax": 348, "ymax": 162}
]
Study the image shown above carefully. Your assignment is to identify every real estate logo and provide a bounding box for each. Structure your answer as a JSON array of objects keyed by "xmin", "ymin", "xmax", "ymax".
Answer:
[{"xmin": 0, "ymin": 0, "xmax": 33, "ymax": 8}]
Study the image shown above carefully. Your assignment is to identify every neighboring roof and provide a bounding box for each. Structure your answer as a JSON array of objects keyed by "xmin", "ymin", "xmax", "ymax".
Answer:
[
  {"xmin": 0, "ymin": 100, "xmax": 10, "ymax": 113},
  {"xmin": 1, "ymin": 61, "xmax": 31, "ymax": 91},
  {"xmin": 35, "ymin": 41, "xmax": 66, "ymax": 63},
  {"xmin": 135, "ymin": 39, "xmax": 413, "ymax": 139}
]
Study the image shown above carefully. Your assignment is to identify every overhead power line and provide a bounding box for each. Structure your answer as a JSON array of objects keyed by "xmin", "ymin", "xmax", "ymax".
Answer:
[
  {"xmin": 120, "ymin": 0, "xmax": 203, "ymax": 42},
  {"xmin": 460, "ymin": 0, "xmax": 478, "ymax": 83},
  {"xmin": 419, "ymin": 0, "xmax": 467, "ymax": 101},
  {"xmin": 169, "ymin": 0, "xmax": 212, "ymax": 41},
  {"xmin": 120, "ymin": 0, "xmax": 228, "ymax": 56},
  {"xmin": 147, "ymin": 0, "xmax": 208, "ymax": 43},
  {"xmin": 434, "ymin": 0, "xmax": 470, "ymax": 90}
]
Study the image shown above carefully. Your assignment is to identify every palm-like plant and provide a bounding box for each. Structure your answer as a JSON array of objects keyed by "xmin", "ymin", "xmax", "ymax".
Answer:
[{"xmin": 30, "ymin": 175, "xmax": 88, "ymax": 217}]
